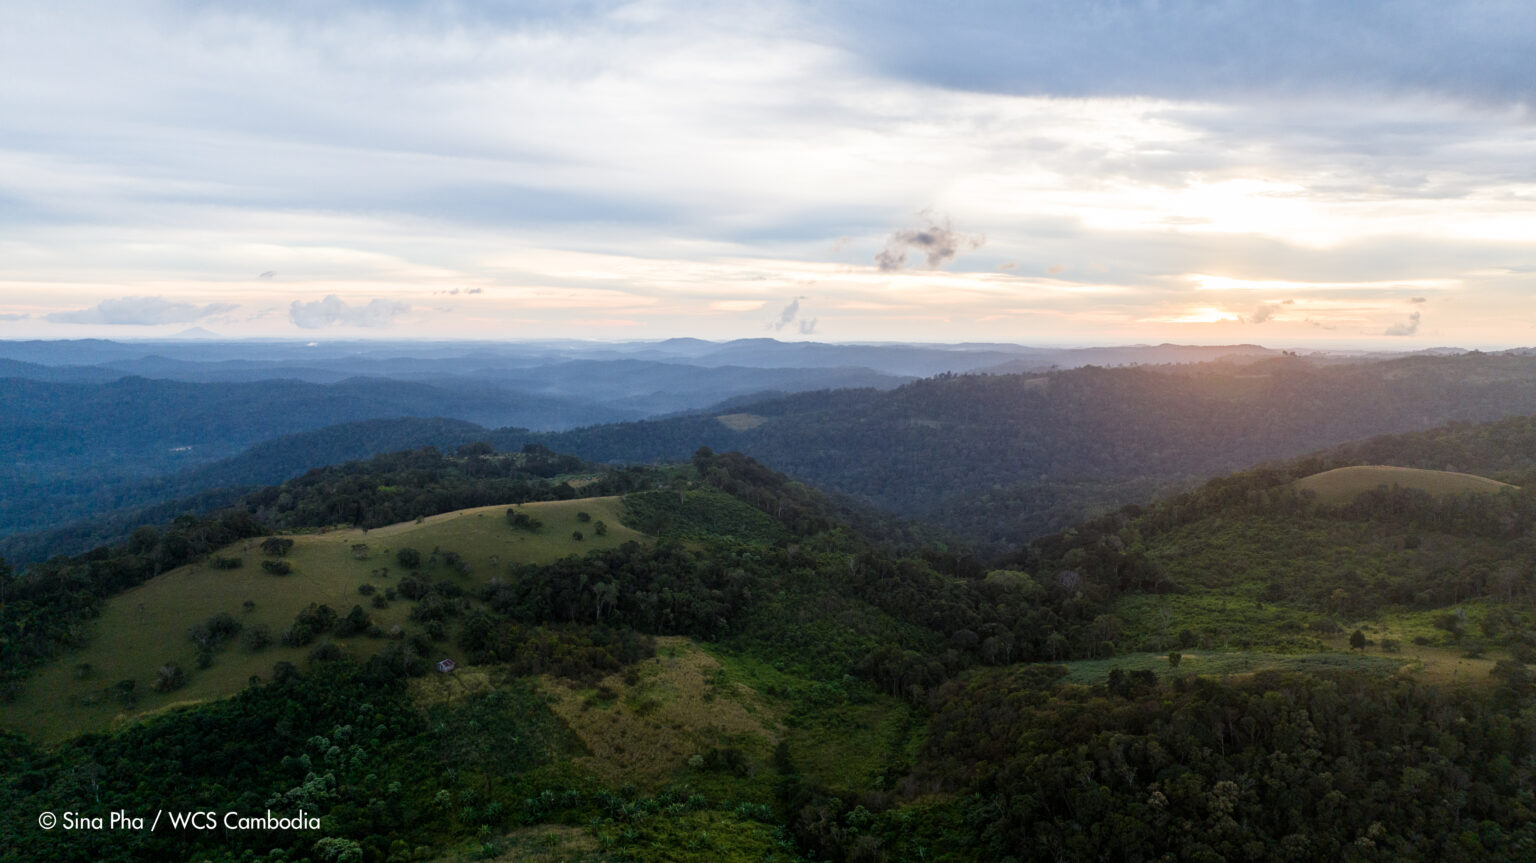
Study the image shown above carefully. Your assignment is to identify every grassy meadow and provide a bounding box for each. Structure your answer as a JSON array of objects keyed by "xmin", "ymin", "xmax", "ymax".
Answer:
[
  {"xmin": 3, "ymin": 496, "xmax": 643, "ymax": 742},
  {"xmin": 1294, "ymin": 464, "xmax": 1514, "ymax": 504}
]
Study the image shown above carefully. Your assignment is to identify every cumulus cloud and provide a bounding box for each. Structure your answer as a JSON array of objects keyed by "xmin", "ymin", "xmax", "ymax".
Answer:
[
  {"xmin": 289, "ymin": 295, "xmax": 410, "ymax": 329},
  {"xmin": 772, "ymin": 296, "xmax": 806, "ymax": 331},
  {"xmin": 876, "ymin": 215, "xmax": 985, "ymax": 271},
  {"xmin": 1384, "ymin": 310, "xmax": 1422, "ymax": 336},
  {"xmin": 46, "ymin": 296, "xmax": 238, "ymax": 325},
  {"xmin": 1251, "ymin": 303, "xmax": 1280, "ymax": 324}
]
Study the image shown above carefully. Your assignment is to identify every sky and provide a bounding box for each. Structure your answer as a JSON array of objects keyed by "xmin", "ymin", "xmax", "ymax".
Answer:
[{"xmin": 1, "ymin": 0, "xmax": 1534, "ymax": 346}]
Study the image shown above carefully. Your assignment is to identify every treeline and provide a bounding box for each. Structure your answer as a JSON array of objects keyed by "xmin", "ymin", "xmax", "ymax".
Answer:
[
  {"xmin": 0, "ymin": 510, "xmax": 267, "ymax": 702},
  {"xmin": 530, "ymin": 353, "xmax": 1536, "ymax": 552},
  {"xmin": 244, "ymin": 442, "xmax": 645, "ymax": 530},
  {"xmin": 0, "ymin": 418, "xmax": 505, "ymax": 566},
  {"xmin": 0, "ymin": 442, "xmax": 652, "ymax": 701},
  {"xmin": 790, "ymin": 667, "xmax": 1536, "ymax": 862}
]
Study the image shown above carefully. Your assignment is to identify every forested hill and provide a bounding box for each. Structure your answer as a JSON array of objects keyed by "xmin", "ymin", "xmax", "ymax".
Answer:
[
  {"xmin": 9, "ymin": 435, "xmax": 1536, "ymax": 860},
  {"xmin": 0, "ymin": 376, "xmax": 620, "ymax": 538},
  {"xmin": 528, "ymin": 352, "xmax": 1536, "ymax": 551},
  {"xmin": 0, "ymin": 418, "xmax": 496, "ymax": 566}
]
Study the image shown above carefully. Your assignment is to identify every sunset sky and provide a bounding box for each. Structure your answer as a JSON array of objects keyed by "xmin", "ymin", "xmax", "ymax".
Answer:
[{"xmin": 2, "ymin": 1, "xmax": 1533, "ymax": 345}]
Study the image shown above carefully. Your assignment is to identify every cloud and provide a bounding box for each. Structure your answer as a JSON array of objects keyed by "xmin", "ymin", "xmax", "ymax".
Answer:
[
  {"xmin": 798, "ymin": 317, "xmax": 818, "ymax": 335},
  {"xmin": 1410, "ymin": 296, "xmax": 1427, "ymax": 303},
  {"xmin": 0, "ymin": 313, "xmax": 29, "ymax": 321},
  {"xmin": 1251, "ymin": 303, "xmax": 1280, "ymax": 324},
  {"xmin": 46, "ymin": 296, "xmax": 238, "ymax": 325},
  {"xmin": 289, "ymin": 295, "xmax": 410, "ymax": 329},
  {"xmin": 258, "ymin": 270, "xmax": 276, "ymax": 280},
  {"xmin": 827, "ymin": 1, "xmax": 1536, "ymax": 106},
  {"xmin": 1384, "ymin": 310, "xmax": 1422, "ymax": 336},
  {"xmin": 876, "ymin": 215, "xmax": 985, "ymax": 271},
  {"xmin": 772, "ymin": 296, "xmax": 806, "ymax": 331}
]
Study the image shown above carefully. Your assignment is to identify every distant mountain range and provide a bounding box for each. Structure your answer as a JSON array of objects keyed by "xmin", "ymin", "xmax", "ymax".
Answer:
[{"xmin": 5, "ymin": 338, "xmax": 1531, "ymax": 563}]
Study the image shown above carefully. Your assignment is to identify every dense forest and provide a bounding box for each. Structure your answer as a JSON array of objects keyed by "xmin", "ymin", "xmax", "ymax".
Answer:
[
  {"xmin": 7, "ymin": 418, "xmax": 1536, "ymax": 860},
  {"xmin": 529, "ymin": 352, "xmax": 1536, "ymax": 551}
]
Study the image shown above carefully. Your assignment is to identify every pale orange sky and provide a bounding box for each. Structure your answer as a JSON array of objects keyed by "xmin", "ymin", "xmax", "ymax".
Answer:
[{"xmin": 2, "ymin": 2, "xmax": 1532, "ymax": 347}]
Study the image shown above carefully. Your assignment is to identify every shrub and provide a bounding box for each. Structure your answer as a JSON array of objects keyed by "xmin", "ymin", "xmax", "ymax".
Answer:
[
  {"xmin": 210, "ymin": 556, "xmax": 243, "ymax": 569},
  {"xmin": 244, "ymin": 624, "xmax": 273, "ymax": 652},
  {"xmin": 189, "ymin": 612, "xmax": 243, "ymax": 650},
  {"xmin": 262, "ymin": 560, "xmax": 293, "ymax": 575},
  {"xmin": 335, "ymin": 605, "xmax": 372, "ymax": 638},
  {"xmin": 154, "ymin": 663, "xmax": 186, "ymax": 693},
  {"xmin": 308, "ymin": 641, "xmax": 344, "ymax": 663}
]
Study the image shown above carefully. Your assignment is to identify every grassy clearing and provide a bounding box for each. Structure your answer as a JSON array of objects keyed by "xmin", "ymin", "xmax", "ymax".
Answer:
[
  {"xmin": 704, "ymin": 647, "xmax": 918, "ymax": 795},
  {"xmin": 715, "ymin": 413, "xmax": 767, "ymax": 431},
  {"xmin": 538, "ymin": 637, "xmax": 780, "ymax": 798},
  {"xmin": 1060, "ymin": 643, "xmax": 1503, "ymax": 689},
  {"xmin": 2, "ymin": 497, "xmax": 644, "ymax": 743},
  {"xmin": 1113, "ymin": 592, "xmax": 1329, "ymax": 653},
  {"xmin": 785, "ymin": 697, "xmax": 917, "ymax": 795},
  {"xmin": 1294, "ymin": 465, "xmax": 1514, "ymax": 504},
  {"xmin": 1059, "ymin": 650, "xmax": 1406, "ymax": 684}
]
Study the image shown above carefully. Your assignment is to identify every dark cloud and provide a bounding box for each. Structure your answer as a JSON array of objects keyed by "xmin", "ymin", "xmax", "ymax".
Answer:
[
  {"xmin": 1385, "ymin": 310, "xmax": 1422, "ymax": 336},
  {"xmin": 289, "ymin": 295, "xmax": 410, "ymax": 329},
  {"xmin": 876, "ymin": 215, "xmax": 985, "ymax": 271},
  {"xmin": 258, "ymin": 270, "xmax": 277, "ymax": 280},
  {"xmin": 826, "ymin": 1, "xmax": 1536, "ymax": 106},
  {"xmin": 46, "ymin": 296, "xmax": 238, "ymax": 325}
]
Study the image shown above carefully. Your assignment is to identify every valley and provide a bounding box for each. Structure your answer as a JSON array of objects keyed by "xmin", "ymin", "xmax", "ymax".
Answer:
[{"xmin": 5, "ymin": 346, "xmax": 1536, "ymax": 862}]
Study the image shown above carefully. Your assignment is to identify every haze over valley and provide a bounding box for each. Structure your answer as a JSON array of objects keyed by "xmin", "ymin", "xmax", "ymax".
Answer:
[{"xmin": 6, "ymin": 1, "xmax": 1536, "ymax": 861}]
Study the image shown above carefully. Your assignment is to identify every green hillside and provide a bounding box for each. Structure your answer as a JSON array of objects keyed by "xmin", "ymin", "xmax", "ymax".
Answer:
[
  {"xmin": 1294, "ymin": 464, "xmax": 1514, "ymax": 504},
  {"xmin": 7, "ymin": 435, "xmax": 1536, "ymax": 862},
  {"xmin": 4, "ymin": 497, "xmax": 642, "ymax": 742}
]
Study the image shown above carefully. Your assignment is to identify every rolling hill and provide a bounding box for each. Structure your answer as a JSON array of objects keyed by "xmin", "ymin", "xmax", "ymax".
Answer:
[
  {"xmin": 6, "ymin": 436, "xmax": 1536, "ymax": 861},
  {"xmin": 4, "ymin": 497, "xmax": 641, "ymax": 742},
  {"xmin": 528, "ymin": 351, "xmax": 1536, "ymax": 551},
  {"xmin": 1293, "ymin": 464, "xmax": 1515, "ymax": 504}
]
